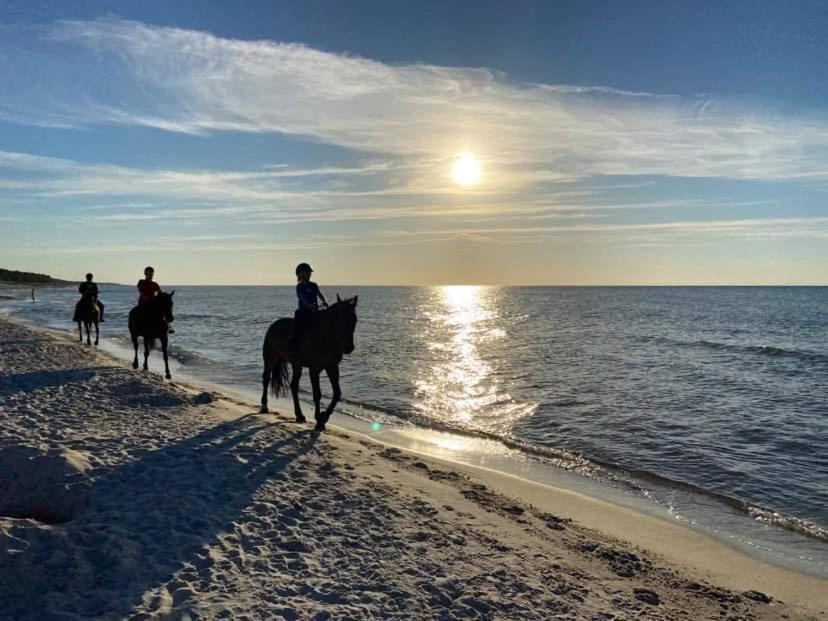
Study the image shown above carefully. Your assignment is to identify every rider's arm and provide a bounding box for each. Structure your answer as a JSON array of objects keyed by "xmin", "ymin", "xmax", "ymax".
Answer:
[{"xmin": 317, "ymin": 288, "xmax": 328, "ymax": 307}]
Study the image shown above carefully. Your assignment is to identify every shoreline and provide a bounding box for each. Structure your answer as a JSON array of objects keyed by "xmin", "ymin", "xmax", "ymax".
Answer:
[
  {"xmin": 11, "ymin": 298, "xmax": 825, "ymax": 579},
  {"xmin": 1, "ymin": 315, "xmax": 826, "ymax": 618}
]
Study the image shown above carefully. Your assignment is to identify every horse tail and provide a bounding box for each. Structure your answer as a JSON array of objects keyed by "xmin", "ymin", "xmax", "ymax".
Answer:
[{"xmin": 270, "ymin": 357, "xmax": 290, "ymax": 398}]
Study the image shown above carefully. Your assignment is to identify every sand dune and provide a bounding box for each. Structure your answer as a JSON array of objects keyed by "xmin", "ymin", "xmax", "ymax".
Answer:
[{"xmin": 0, "ymin": 318, "xmax": 823, "ymax": 620}]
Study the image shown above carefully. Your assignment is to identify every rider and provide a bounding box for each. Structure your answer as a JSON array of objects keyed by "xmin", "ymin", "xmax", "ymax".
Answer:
[
  {"xmin": 289, "ymin": 262, "xmax": 327, "ymax": 351},
  {"xmin": 73, "ymin": 273, "xmax": 104, "ymax": 322},
  {"xmin": 137, "ymin": 266, "xmax": 174, "ymax": 333}
]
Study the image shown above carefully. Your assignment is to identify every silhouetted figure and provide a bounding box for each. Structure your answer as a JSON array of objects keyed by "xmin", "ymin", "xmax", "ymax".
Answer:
[
  {"xmin": 261, "ymin": 294, "xmax": 358, "ymax": 432},
  {"xmin": 137, "ymin": 266, "xmax": 174, "ymax": 333},
  {"xmin": 31, "ymin": 289, "xmax": 35, "ymax": 303},
  {"xmin": 289, "ymin": 262, "xmax": 327, "ymax": 352},
  {"xmin": 129, "ymin": 290, "xmax": 175, "ymax": 379},
  {"xmin": 73, "ymin": 273, "xmax": 104, "ymax": 322},
  {"xmin": 73, "ymin": 273, "xmax": 102, "ymax": 345}
]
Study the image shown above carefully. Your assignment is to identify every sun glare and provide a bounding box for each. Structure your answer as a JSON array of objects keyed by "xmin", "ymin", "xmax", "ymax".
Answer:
[{"xmin": 451, "ymin": 153, "xmax": 482, "ymax": 187}]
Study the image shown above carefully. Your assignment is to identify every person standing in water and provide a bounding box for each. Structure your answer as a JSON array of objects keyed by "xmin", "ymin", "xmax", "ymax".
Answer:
[
  {"xmin": 31, "ymin": 288, "xmax": 35, "ymax": 303},
  {"xmin": 290, "ymin": 262, "xmax": 327, "ymax": 351},
  {"xmin": 137, "ymin": 266, "xmax": 174, "ymax": 333}
]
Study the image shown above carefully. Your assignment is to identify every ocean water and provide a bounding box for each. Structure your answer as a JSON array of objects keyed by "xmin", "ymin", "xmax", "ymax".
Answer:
[{"xmin": 3, "ymin": 285, "xmax": 828, "ymax": 573}]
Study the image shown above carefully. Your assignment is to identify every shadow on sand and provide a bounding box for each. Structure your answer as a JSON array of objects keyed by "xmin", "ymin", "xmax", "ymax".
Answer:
[
  {"xmin": 0, "ymin": 368, "xmax": 103, "ymax": 397},
  {"xmin": 1, "ymin": 414, "xmax": 319, "ymax": 619}
]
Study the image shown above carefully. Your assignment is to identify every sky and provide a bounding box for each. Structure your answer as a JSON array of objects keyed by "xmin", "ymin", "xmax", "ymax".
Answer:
[{"xmin": 2, "ymin": 0, "xmax": 828, "ymax": 285}]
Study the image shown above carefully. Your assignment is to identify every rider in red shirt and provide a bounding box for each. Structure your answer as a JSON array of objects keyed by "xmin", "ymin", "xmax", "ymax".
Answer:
[{"xmin": 137, "ymin": 266, "xmax": 174, "ymax": 333}]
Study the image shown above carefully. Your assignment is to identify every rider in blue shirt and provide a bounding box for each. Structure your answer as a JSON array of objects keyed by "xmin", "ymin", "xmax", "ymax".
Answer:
[{"xmin": 290, "ymin": 262, "xmax": 327, "ymax": 351}]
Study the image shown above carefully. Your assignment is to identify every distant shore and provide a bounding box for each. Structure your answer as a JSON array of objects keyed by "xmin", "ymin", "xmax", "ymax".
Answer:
[
  {"xmin": 0, "ymin": 281, "xmax": 71, "ymax": 289},
  {"xmin": 0, "ymin": 316, "xmax": 825, "ymax": 619}
]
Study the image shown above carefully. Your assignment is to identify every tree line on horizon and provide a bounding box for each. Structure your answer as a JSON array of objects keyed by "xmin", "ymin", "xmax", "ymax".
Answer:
[{"xmin": 0, "ymin": 268, "xmax": 65, "ymax": 284}]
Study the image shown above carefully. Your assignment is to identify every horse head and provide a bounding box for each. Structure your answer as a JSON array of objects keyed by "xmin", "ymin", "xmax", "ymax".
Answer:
[
  {"xmin": 331, "ymin": 294, "xmax": 358, "ymax": 355},
  {"xmin": 158, "ymin": 290, "xmax": 175, "ymax": 324}
]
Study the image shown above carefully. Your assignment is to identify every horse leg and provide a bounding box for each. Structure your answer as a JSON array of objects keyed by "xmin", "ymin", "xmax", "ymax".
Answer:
[
  {"xmin": 260, "ymin": 359, "xmax": 271, "ymax": 414},
  {"xmin": 161, "ymin": 335, "xmax": 171, "ymax": 380},
  {"xmin": 143, "ymin": 337, "xmax": 150, "ymax": 371},
  {"xmin": 322, "ymin": 364, "xmax": 341, "ymax": 427},
  {"xmin": 310, "ymin": 368, "xmax": 323, "ymax": 430},
  {"xmin": 94, "ymin": 319, "xmax": 99, "ymax": 346},
  {"xmin": 290, "ymin": 363, "xmax": 306, "ymax": 423},
  {"xmin": 85, "ymin": 321, "xmax": 91, "ymax": 345},
  {"xmin": 78, "ymin": 321, "xmax": 83, "ymax": 342},
  {"xmin": 132, "ymin": 333, "xmax": 139, "ymax": 369}
]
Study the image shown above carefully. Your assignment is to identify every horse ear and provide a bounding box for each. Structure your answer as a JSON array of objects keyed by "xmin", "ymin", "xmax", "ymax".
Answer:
[
  {"xmin": 352, "ymin": 295, "xmax": 358, "ymax": 307},
  {"xmin": 170, "ymin": 290, "xmax": 175, "ymax": 297},
  {"xmin": 337, "ymin": 293, "xmax": 342, "ymax": 303}
]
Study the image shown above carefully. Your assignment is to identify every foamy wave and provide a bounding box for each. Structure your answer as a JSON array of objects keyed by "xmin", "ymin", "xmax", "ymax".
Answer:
[{"xmin": 335, "ymin": 393, "xmax": 828, "ymax": 544}]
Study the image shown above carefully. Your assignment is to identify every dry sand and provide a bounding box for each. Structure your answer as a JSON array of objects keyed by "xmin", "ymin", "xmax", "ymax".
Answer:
[{"xmin": 0, "ymin": 317, "xmax": 825, "ymax": 620}]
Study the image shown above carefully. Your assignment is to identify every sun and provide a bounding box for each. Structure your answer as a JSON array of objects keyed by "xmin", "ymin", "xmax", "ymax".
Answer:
[{"xmin": 451, "ymin": 153, "xmax": 482, "ymax": 187}]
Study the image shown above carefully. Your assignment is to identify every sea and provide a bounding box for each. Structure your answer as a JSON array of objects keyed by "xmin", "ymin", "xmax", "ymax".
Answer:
[{"xmin": 2, "ymin": 285, "xmax": 827, "ymax": 576}]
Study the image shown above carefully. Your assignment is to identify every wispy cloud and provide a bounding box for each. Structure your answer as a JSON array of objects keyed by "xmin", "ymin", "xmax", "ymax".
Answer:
[
  {"xmin": 0, "ymin": 146, "xmax": 796, "ymax": 240},
  {"xmin": 3, "ymin": 19, "xmax": 828, "ymax": 284},
  {"xmin": 2, "ymin": 19, "xmax": 828, "ymax": 183}
]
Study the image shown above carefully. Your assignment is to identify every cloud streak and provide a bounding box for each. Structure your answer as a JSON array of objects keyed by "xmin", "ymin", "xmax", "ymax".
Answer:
[
  {"xmin": 2, "ymin": 19, "xmax": 828, "ymax": 183},
  {"xmin": 3, "ymin": 19, "xmax": 828, "ymax": 284},
  {"xmin": 1, "ymin": 148, "xmax": 781, "ymax": 233}
]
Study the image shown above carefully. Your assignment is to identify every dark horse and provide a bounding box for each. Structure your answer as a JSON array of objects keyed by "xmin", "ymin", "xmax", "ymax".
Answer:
[
  {"xmin": 260, "ymin": 295, "xmax": 358, "ymax": 432},
  {"xmin": 129, "ymin": 291, "xmax": 175, "ymax": 379},
  {"xmin": 76, "ymin": 295, "xmax": 100, "ymax": 346}
]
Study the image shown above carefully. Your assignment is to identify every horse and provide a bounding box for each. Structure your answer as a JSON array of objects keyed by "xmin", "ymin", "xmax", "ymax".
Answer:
[
  {"xmin": 75, "ymin": 295, "xmax": 100, "ymax": 346},
  {"xmin": 128, "ymin": 291, "xmax": 175, "ymax": 380},
  {"xmin": 260, "ymin": 295, "xmax": 358, "ymax": 432}
]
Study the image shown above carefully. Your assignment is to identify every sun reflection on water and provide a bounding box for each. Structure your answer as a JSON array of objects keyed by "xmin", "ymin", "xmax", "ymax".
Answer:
[{"xmin": 414, "ymin": 285, "xmax": 536, "ymax": 433}]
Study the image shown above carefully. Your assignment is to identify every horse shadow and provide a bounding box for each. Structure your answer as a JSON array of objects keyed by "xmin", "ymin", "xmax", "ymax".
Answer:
[
  {"xmin": 3, "ymin": 414, "xmax": 319, "ymax": 619},
  {"xmin": 0, "ymin": 368, "xmax": 102, "ymax": 397}
]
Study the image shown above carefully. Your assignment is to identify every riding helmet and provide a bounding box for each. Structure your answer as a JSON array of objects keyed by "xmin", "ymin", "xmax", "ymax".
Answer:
[{"xmin": 295, "ymin": 262, "xmax": 313, "ymax": 276}]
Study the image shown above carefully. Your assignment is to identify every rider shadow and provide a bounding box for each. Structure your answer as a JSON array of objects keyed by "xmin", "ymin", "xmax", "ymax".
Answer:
[
  {"xmin": 6, "ymin": 414, "xmax": 320, "ymax": 619},
  {"xmin": 0, "ymin": 367, "xmax": 101, "ymax": 397}
]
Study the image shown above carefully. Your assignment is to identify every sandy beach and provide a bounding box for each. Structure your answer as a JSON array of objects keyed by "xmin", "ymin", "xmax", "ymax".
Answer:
[{"xmin": 1, "ymin": 317, "xmax": 825, "ymax": 620}]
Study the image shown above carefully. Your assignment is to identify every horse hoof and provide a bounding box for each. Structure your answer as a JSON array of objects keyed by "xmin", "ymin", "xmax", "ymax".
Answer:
[
  {"xmin": 165, "ymin": 373, "xmax": 172, "ymax": 380},
  {"xmin": 295, "ymin": 416, "xmax": 307, "ymax": 424},
  {"xmin": 314, "ymin": 422, "xmax": 326, "ymax": 433},
  {"xmin": 259, "ymin": 406, "xmax": 269, "ymax": 414},
  {"xmin": 132, "ymin": 362, "xmax": 138, "ymax": 369}
]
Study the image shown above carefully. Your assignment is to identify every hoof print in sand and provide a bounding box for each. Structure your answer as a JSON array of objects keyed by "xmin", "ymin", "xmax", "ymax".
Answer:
[
  {"xmin": 633, "ymin": 587, "xmax": 661, "ymax": 606},
  {"xmin": 577, "ymin": 542, "xmax": 651, "ymax": 578},
  {"xmin": 190, "ymin": 391, "xmax": 216, "ymax": 405},
  {"xmin": 742, "ymin": 589, "xmax": 772, "ymax": 604}
]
